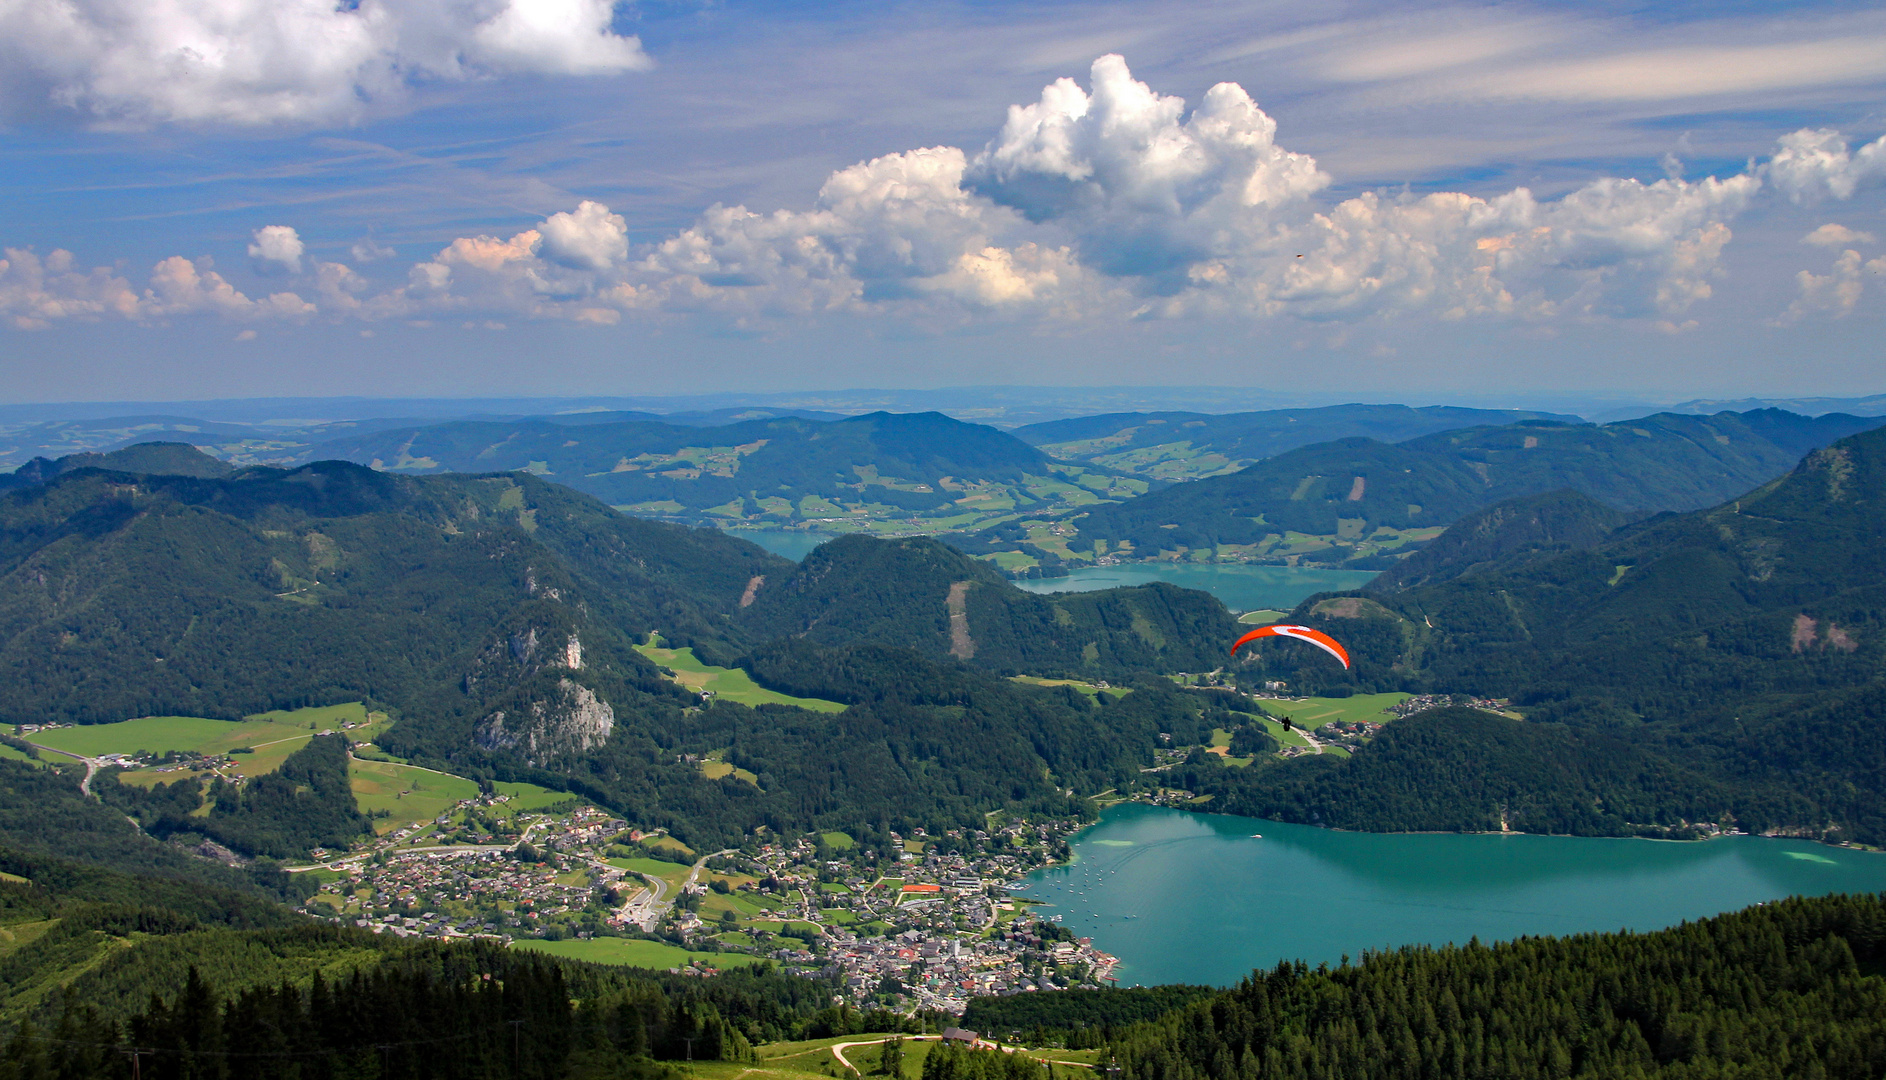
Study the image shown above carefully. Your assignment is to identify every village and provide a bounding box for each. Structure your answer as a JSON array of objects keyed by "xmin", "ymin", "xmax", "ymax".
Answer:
[{"xmin": 292, "ymin": 796, "xmax": 1117, "ymax": 1014}]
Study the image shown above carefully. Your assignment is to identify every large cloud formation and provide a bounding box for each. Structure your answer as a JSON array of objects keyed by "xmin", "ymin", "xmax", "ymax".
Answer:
[
  {"xmin": 6, "ymin": 56, "xmax": 1885, "ymax": 331},
  {"xmin": 0, "ymin": 248, "xmax": 313, "ymax": 329},
  {"xmin": 0, "ymin": 0, "xmax": 650, "ymax": 126},
  {"xmin": 407, "ymin": 57, "xmax": 1831, "ymax": 328}
]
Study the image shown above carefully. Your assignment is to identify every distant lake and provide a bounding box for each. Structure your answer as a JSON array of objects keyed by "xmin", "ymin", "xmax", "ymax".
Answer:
[
  {"xmin": 723, "ymin": 529, "xmax": 840, "ymax": 562},
  {"xmin": 1015, "ymin": 563, "xmax": 1378, "ymax": 612},
  {"xmin": 1012, "ymin": 804, "xmax": 1886, "ymax": 987},
  {"xmin": 721, "ymin": 532, "xmax": 1375, "ymax": 610}
]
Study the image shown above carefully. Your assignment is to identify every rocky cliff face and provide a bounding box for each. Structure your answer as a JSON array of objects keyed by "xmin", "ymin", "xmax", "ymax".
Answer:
[
  {"xmin": 463, "ymin": 623, "xmax": 584, "ymax": 695},
  {"xmin": 474, "ymin": 677, "xmax": 614, "ymax": 764}
]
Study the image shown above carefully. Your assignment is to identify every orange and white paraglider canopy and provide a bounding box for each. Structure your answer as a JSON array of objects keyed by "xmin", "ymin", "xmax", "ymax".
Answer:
[{"xmin": 1229, "ymin": 624, "xmax": 1351, "ymax": 669}]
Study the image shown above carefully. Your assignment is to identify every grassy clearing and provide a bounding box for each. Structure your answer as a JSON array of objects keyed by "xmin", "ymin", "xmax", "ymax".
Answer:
[
  {"xmin": 27, "ymin": 715, "xmax": 311, "ymax": 759},
  {"xmin": 1237, "ymin": 609, "xmax": 1288, "ymax": 624},
  {"xmin": 636, "ymin": 639, "xmax": 846, "ymax": 713},
  {"xmin": 1008, "ymin": 675, "xmax": 1116, "ymax": 697},
  {"xmin": 1204, "ymin": 728, "xmax": 1255, "ymax": 767},
  {"xmin": 492, "ymin": 781, "xmax": 573, "ymax": 811},
  {"xmin": 819, "ymin": 831, "xmax": 855, "ymax": 850},
  {"xmin": 349, "ymin": 759, "xmax": 482, "ymax": 833},
  {"xmin": 1250, "ymin": 715, "xmax": 1311, "ymax": 748},
  {"xmin": 29, "ymin": 703, "xmax": 392, "ymax": 783},
  {"xmin": 608, "ymin": 858, "xmax": 692, "ymax": 889},
  {"xmin": 1265, "ymin": 693, "xmax": 1410, "ymax": 730},
  {"xmin": 700, "ymin": 750, "xmax": 760, "ymax": 785},
  {"xmin": 645, "ymin": 834, "xmax": 694, "ymax": 857},
  {"xmin": 513, "ymin": 937, "xmax": 764, "ymax": 970}
]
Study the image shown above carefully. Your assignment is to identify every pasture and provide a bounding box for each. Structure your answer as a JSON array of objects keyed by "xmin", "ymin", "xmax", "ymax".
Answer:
[
  {"xmin": 636, "ymin": 639, "xmax": 846, "ymax": 713},
  {"xmin": 348, "ymin": 759, "xmax": 481, "ymax": 833},
  {"xmin": 513, "ymin": 937, "xmax": 765, "ymax": 970},
  {"xmin": 1265, "ymin": 693, "xmax": 1410, "ymax": 731}
]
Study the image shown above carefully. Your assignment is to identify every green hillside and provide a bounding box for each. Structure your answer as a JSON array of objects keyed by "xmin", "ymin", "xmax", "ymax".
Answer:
[
  {"xmin": 0, "ymin": 461, "xmax": 782, "ymax": 727},
  {"xmin": 0, "ymin": 456, "xmax": 1243, "ymax": 853},
  {"xmin": 1107, "ymin": 893, "xmax": 1886, "ymax": 1080},
  {"xmin": 736, "ymin": 535, "xmax": 1241, "ymax": 676},
  {"xmin": 1363, "ymin": 488, "xmax": 1631, "ymax": 592},
  {"xmin": 1074, "ymin": 409, "xmax": 1883, "ymax": 562},
  {"xmin": 0, "ymin": 441, "xmax": 235, "ymax": 492},
  {"xmin": 288, "ymin": 410, "xmax": 1138, "ymax": 538},
  {"xmin": 1018, "ymin": 403, "xmax": 1578, "ymax": 481},
  {"xmin": 1203, "ymin": 423, "xmax": 1886, "ymax": 843}
]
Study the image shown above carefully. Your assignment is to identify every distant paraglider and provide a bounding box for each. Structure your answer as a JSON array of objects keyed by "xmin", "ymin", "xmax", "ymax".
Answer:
[{"xmin": 1230, "ymin": 624, "xmax": 1351, "ymax": 669}]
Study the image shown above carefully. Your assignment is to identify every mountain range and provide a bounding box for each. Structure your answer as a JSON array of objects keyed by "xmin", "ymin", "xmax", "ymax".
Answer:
[
  {"xmin": 1015, "ymin": 403, "xmax": 1580, "ymax": 481},
  {"xmin": 1072, "ymin": 409, "xmax": 1884, "ymax": 564},
  {"xmin": 1199, "ymin": 422, "xmax": 1886, "ymax": 843},
  {"xmin": 0, "ymin": 448, "xmax": 1240, "ymax": 853}
]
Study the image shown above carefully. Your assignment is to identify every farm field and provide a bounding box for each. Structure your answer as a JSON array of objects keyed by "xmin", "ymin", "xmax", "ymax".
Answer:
[
  {"xmin": 492, "ymin": 781, "xmax": 577, "ymax": 812},
  {"xmin": 24, "ymin": 703, "xmax": 389, "ymax": 782},
  {"xmin": 514, "ymin": 937, "xmax": 765, "ymax": 970},
  {"xmin": 1265, "ymin": 693, "xmax": 1410, "ymax": 731},
  {"xmin": 635, "ymin": 639, "xmax": 846, "ymax": 713},
  {"xmin": 26, "ymin": 714, "xmax": 311, "ymax": 760},
  {"xmin": 1008, "ymin": 675, "xmax": 1122, "ymax": 698},
  {"xmin": 607, "ymin": 857, "xmax": 692, "ymax": 890},
  {"xmin": 348, "ymin": 758, "xmax": 481, "ymax": 833}
]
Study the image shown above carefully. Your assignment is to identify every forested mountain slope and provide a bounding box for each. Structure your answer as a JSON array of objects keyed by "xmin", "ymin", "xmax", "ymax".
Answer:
[
  {"xmin": 0, "ymin": 460, "xmax": 782, "ymax": 726},
  {"xmin": 1208, "ymin": 424, "xmax": 1886, "ymax": 843},
  {"xmin": 0, "ymin": 441, "xmax": 235, "ymax": 491},
  {"xmin": 1076, "ymin": 409, "xmax": 1883, "ymax": 559},
  {"xmin": 0, "ymin": 851, "xmax": 849, "ymax": 1076},
  {"xmin": 1106, "ymin": 893, "xmax": 1886, "ymax": 1080},
  {"xmin": 1363, "ymin": 489, "xmax": 1631, "ymax": 592},
  {"xmin": 1272, "ymin": 424, "xmax": 1886, "ymax": 709},
  {"xmin": 0, "ymin": 455, "xmax": 1244, "ymax": 852},
  {"xmin": 736, "ymin": 535, "xmax": 1240, "ymax": 675},
  {"xmin": 1017, "ymin": 403, "xmax": 1577, "ymax": 481}
]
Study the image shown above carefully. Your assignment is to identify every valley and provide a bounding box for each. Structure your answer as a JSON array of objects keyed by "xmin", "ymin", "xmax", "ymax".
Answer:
[{"xmin": 0, "ymin": 402, "xmax": 1882, "ymax": 1079}]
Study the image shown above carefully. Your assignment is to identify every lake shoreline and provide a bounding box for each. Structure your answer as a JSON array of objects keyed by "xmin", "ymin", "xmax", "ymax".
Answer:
[
  {"xmin": 1070, "ymin": 798, "xmax": 1880, "ymax": 851},
  {"xmin": 1015, "ymin": 803, "xmax": 1886, "ymax": 986}
]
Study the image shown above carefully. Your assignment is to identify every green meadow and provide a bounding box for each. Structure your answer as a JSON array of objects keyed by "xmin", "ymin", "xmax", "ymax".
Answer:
[
  {"xmin": 348, "ymin": 759, "xmax": 483, "ymax": 833},
  {"xmin": 1265, "ymin": 693, "xmax": 1410, "ymax": 731},
  {"xmin": 635, "ymin": 638, "xmax": 846, "ymax": 713},
  {"xmin": 514, "ymin": 937, "xmax": 765, "ymax": 970}
]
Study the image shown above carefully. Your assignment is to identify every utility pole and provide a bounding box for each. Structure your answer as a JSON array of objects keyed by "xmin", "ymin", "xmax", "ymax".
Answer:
[
  {"xmin": 510, "ymin": 1019, "xmax": 525, "ymax": 1077},
  {"xmin": 123, "ymin": 1048, "xmax": 147, "ymax": 1080}
]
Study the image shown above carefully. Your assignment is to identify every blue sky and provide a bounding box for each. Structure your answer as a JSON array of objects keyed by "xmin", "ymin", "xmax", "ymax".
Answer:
[{"xmin": 1, "ymin": 0, "xmax": 1883, "ymax": 404}]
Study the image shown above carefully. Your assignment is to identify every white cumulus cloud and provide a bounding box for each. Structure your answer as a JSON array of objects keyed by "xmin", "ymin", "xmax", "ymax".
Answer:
[
  {"xmin": 966, "ymin": 55, "xmax": 1331, "ymax": 282},
  {"xmin": 1803, "ymin": 223, "xmax": 1876, "ymax": 246},
  {"xmin": 1765, "ymin": 129, "xmax": 1886, "ymax": 204},
  {"xmin": 1775, "ymin": 246, "xmax": 1886, "ymax": 323},
  {"xmin": 539, "ymin": 201, "xmax": 629, "ymax": 271},
  {"xmin": 0, "ymin": 248, "xmax": 313, "ymax": 326},
  {"xmin": 0, "ymin": 0, "xmax": 651, "ymax": 126},
  {"xmin": 9, "ymin": 56, "xmax": 1886, "ymax": 336},
  {"xmin": 248, "ymin": 225, "xmax": 305, "ymax": 273}
]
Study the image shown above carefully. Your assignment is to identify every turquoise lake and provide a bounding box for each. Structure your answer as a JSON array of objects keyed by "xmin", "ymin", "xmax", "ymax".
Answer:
[
  {"xmin": 1013, "ymin": 563, "xmax": 1378, "ymax": 611},
  {"xmin": 1011, "ymin": 804, "xmax": 1886, "ymax": 987}
]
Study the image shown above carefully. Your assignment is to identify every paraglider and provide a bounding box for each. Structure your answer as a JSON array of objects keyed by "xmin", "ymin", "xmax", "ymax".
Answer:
[{"xmin": 1230, "ymin": 624, "xmax": 1351, "ymax": 669}]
